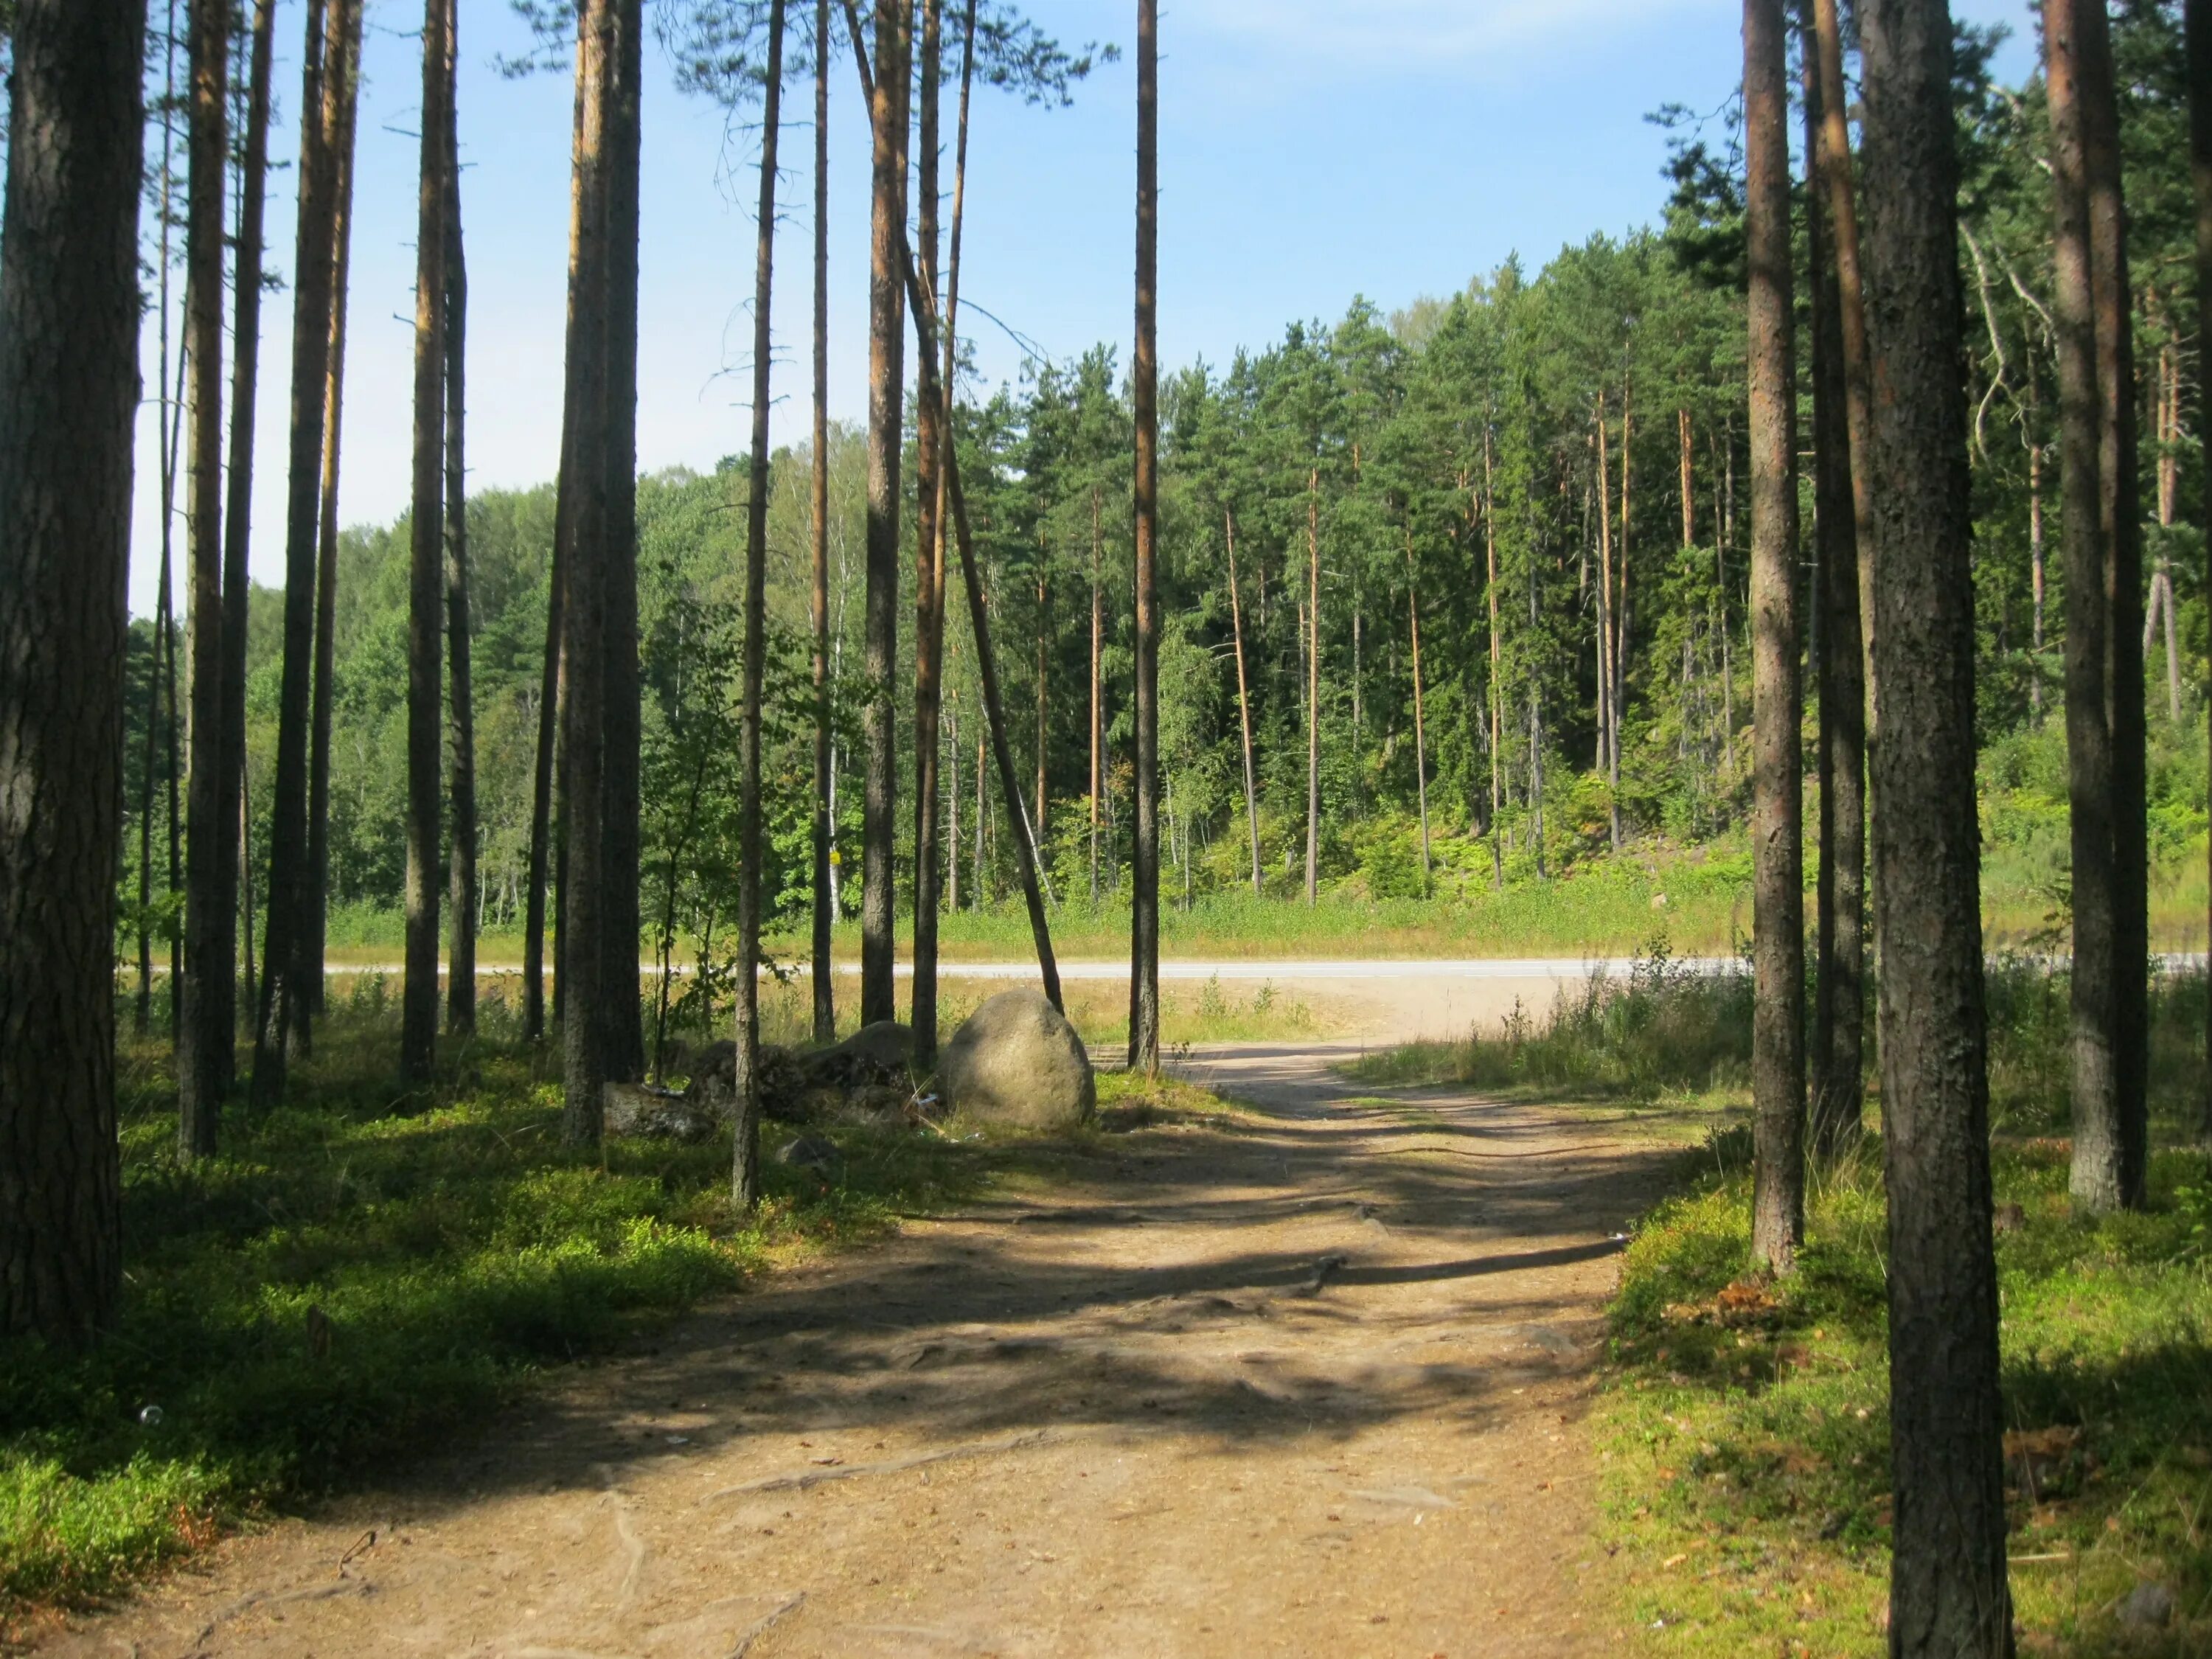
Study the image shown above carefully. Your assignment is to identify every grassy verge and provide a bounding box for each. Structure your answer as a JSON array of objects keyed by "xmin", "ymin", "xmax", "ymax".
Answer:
[
  {"xmin": 0, "ymin": 998, "xmax": 1210, "ymax": 1629},
  {"xmin": 1600, "ymin": 1136, "xmax": 2212, "ymax": 1656}
]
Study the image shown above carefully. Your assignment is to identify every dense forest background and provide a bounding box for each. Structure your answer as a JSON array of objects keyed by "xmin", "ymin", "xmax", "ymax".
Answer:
[{"xmin": 122, "ymin": 0, "xmax": 2212, "ymax": 969}]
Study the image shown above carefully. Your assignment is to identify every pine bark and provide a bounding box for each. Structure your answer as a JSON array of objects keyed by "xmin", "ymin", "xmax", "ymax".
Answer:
[
  {"xmin": 598, "ymin": 0, "xmax": 646, "ymax": 1083},
  {"xmin": 860, "ymin": 0, "xmax": 911, "ymax": 1026},
  {"xmin": 1128, "ymin": 0, "xmax": 1161, "ymax": 1072},
  {"xmin": 253, "ymin": 0, "xmax": 346, "ymax": 1104},
  {"xmin": 177, "ymin": 0, "xmax": 228, "ymax": 1157},
  {"xmin": 910, "ymin": 0, "xmax": 945, "ymax": 1062},
  {"xmin": 2045, "ymin": 0, "xmax": 2139, "ymax": 1214},
  {"xmin": 1304, "ymin": 473, "xmax": 1321, "ymax": 905},
  {"xmin": 1744, "ymin": 0, "xmax": 1804, "ymax": 1273},
  {"xmin": 0, "ymin": 0, "xmax": 145, "ymax": 1345},
  {"xmin": 2188, "ymin": 0, "xmax": 2212, "ymax": 1145},
  {"xmin": 402, "ymin": 0, "xmax": 451, "ymax": 1084},
  {"xmin": 810, "ymin": 0, "xmax": 835, "ymax": 1043},
  {"xmin": 1858, "ymin": 1, "xmax": 2014, "ymax": 1648},
  {"xmin": 442, "ymin": 17, "xmax": 476, "ymax": 1035},
  {"xmin": 1091, "ymin": 501, "xmax": 1102, "ymax": 905},
  {"xmin": 215, "ymin": 0, "xmax": 277, "ymax": 1096},
  {"xmin": 1804, "ymin": 0, "xmax": 1866, "ymax": 1155},
  {"xmin": 307, "ymin": 0, "xmax": 361, "ymax": 1020},
  {"xmin": 560, "ymin": 0, "xmax": 614, "ymax": 1144},
  {"xmin": 732, "ymin": 0, "xmax": 786, "ymax": 1207},
  {"xmin": 1227, "ymin": 511, "xmax": 1262, "ymax": 895}
]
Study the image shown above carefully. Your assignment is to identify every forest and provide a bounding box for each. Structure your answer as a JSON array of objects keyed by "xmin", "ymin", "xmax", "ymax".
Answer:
[{"xmin": 5, "ymin": 0, "xmax": 2212, "ymax": 1652}]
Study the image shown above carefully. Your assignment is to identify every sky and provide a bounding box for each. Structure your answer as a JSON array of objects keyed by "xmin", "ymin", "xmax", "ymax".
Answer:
[{"xmin": 125, "ymin": 0, "xmax": 2042, "ymax": 619}]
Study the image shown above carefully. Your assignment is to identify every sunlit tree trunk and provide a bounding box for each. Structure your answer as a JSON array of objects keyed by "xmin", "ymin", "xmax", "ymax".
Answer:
[
  {"xmin": 1227, "ymin": 510, "xmax": 1261, "ymax": 896},
  {"xmin": 809, "ymin": 0, "xmax": 835, "ymax": 1043},
  {"xmin": 307, "ymin": 0, "xmax": 361, "ymax": 1023},
  {"xmin": 910, "ymin": 0, "xmax": 946, "ymax": 1061},
  {"xmin": 859, "ymin": 0, "xmax": 911, "ymax": 1026},
  {"xmin": 1304, "ymin": 471, "xmax": 1320, "ymax": 905},
  {"xmin": 177, "ymin": 0, "xmax": 228, "ymax": 1156},
  {"xmin": 141, "ymin": 5, "xmax": 182, "ymax": 1040},
  {"xmin": 402, "ymin": 0, "xmax": 451, "ymax": 1085},
  {"xmin": 442, "ymin": 16, "xmax": 476, "ymax": 1037},
  {"xmin": 1406, "ymin": 527, "xmax": 1430, "ymax": 890},
  {"xmin": 215, "ymin": 0, "xmax": 276, "ymax": 1096},
  {"xmin": 1859, "ymin": 2, "xmax": 2013, "ymax": 1648},
  {"xmin": 0, "ymin": 0, "xmax": 145, "ymax": 1345},
  {"xmin": 1129, "ymin": 0, "xmax": 1161, "ymax": 1071},
  {"xmin": 1805, "ymin": 0, "xmax": 1865, "ymax": 1155},
  {"xmin": 1744, "ymin": 0, "xmax": 1804, "ymax": 1273},
  {"xmin": 2187, "ymin": 0, "xmax": 2212, "ymax": 1145},
  {"xmin": 732, "ymin": 0, "xmax": 786, "ymax": 1206}
]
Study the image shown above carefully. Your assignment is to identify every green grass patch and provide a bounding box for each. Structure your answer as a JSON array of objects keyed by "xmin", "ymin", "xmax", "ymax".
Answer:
[{"xmin": 0, "ymin": 993, "xmax": 1158, "ymax": 1624}]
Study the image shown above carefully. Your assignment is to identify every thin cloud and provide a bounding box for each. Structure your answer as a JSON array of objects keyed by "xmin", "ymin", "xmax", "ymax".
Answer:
[{"xmin": 1183, "ymin": 0, "xmax": 1727, "ymax": 72}]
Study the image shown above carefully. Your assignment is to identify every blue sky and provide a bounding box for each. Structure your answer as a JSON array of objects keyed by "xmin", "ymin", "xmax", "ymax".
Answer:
[{"xmin": 127, "ymin": 0, "xmax": 2039, "ymax": 617}]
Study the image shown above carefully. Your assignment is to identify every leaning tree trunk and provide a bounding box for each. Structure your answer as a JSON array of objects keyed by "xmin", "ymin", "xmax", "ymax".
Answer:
[
  {"xmin": 909, "ymin": 0, "xmax": 945, "ymax": 1064},
  {"xmin": 1128, "ymin": 0, "xmax": 1161, "ymax": 1074},
  {"xmin": 731, "ymin": 0, "xmax": 785, "ymax": 1208},
  {"xmin": 559, "ymin": 0, "xmax": 615, "ymax": 1145},
  {"xmin": 253, "ymin": 0, "xmax": 345, "ymax": 1105},
  {"xmin": 1744, "ymin": 0, "xmax": 1804, "ymax": 1274},
  {"xmin": 2045, "ymin": 0, "xmax": 2129, "ymax": 1214},
  {"xmin": 1804, "ymin": 0, "xmax": 1865, "ymax": 1158},
  {"xmin": 2082, "ymin": 0, "xmax": 2149, "ymax": 1212},
  {"xmin": 401, "ymin": 0, "xmax": 451, "ymax": 1085},
  {"xmin": 307, "ymin": 0, "xmax": 362, "ymax": 1020},
  {"xmin": 859, "ymin": 0, "xmax": 911, "ymax": 1027},
  {"xmin": 442, "ymin": 21, "xmax": 476, "ymax": 1037},
  {"xmin": 215, "ymin": 0, "xmax": 276, "ymax": 1097},
  {"xmin": 1858, "ymin": 1, "xmax": 2014, "ymax": 1649},
  {"xmin": 177, "ymin": 0, "xmax": 229, "ymax": 1159},
  {"xmin": 0, "ymin": 0, "xmax": 145, "ymax": 1346},
  {"xmin": 809, "ymin": 0, "xmax": 835, "ymax": 1044},
  {"xmin": 2188, "ymin": 0, "xmax": 2212, "ymax": 1146}
]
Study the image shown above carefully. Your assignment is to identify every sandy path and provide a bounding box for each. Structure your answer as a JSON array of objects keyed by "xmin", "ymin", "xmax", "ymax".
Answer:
[{"xmin": 48, "ymin": 1043, "xmax": 1677, "ymax": 1659}]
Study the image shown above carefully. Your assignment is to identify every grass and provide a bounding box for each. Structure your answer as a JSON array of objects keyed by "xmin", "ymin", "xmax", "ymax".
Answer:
[
  {"xmin": 1439, "ymin": 951, "xmax": 2212, "ymax": 1655},
  {"xmin": 0, "ymin": 990, "xmax": 1222, "ymax": 1630}
]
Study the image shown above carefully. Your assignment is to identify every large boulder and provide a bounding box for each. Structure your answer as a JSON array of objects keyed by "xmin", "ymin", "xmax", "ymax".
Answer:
[{"xmin": 936, "ymin": 990, "xmax": 1094, "ymax": 1132}]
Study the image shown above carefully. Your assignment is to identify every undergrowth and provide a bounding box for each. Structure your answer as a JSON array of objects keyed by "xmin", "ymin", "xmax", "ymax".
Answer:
[{"xmin": 0, "ymin": 990, "xmax": 1159, "ymax": 1624}]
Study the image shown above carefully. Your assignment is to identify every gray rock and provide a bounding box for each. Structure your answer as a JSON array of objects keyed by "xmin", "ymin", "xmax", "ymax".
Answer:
[
  {"xmin": 937, "ymin": 989, "xmax": 1094, "ymax": 1131},
  {"xmin": 827, "ymin": 1020, "xmax": 914, "ymax": 1076},
  {"xmin": 774, "ymin": 1133, "xmax": 840, "ymax": 1169},
  {"xmin": 2116, "ymin": 1582, "xmax": 2174, "ymax": 1630},
  {"xmin": 605, "ymin": 1081, "xmax": 720, "ymax": 1143}
]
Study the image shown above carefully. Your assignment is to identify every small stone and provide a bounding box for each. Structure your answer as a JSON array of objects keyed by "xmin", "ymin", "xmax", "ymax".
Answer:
[{"xmin": 2116, "ymin": 1582, "xmax": 2173, "ymax": 1630}]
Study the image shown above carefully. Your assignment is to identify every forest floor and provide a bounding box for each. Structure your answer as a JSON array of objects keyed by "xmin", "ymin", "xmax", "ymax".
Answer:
[{"xmin": 41, "ymin": 1016, "xmax": 1683, "ymax": 1656}]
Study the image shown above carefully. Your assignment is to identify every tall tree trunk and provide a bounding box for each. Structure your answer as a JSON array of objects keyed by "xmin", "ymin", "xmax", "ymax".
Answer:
[
  {"xmin": 1304, "ymin": 470, "xmax": 1320, "ymax": 905},
  {"xmin": 0, "ymin": 0, "xmax": 145, "ymax": 1345},
  {"xmin": 1804, "ymin": 0, "xmax": 1865, "ymax": 1155},
  {"xmin": 528, "ymin": 16, "xmax": 593, "ymax": 1046},
  {"xmin": 1090, "ymin": 505, "xmax": 1102, "ymax": 905},
  {"xmin": 2082, "ymin": 0, "xmax": 2149, "ymax": 1213},
  {"xmin": 1485, "ymin": 440, "xmax": 1503, "ymax": 886},
  {"xmin": 1035, "ymin": 571, "xmax": 1048, "ymax": 859},
  {"xmin": 142, "ymin": 6, "xmax": 182, "ymax": 1041},
  {"xmin": 1858, "ymin": 2, "xmax": 2014, "ymax": 1647},
  {"xmin": 215, "ymin": 0, "xmax": 276, "ymax": 1096},
  {"xmin": 252, "ymin": 0, "xmax": 344, "ymax": 1105},
  {"xmin": 731, "ymin": 0, "xmax": 785, "ymax": 1206},
  {"xmin": 560, "ymin": 0, "xmax": 613, "ymax": 1144},
  {"xmin": 2028, "ymin": 361, "xmax": 2046, "ymax": 715},
  {"xmin": 859, "ymin": 0, "xmax": 910, "ymax": 1026},
  {"xmin": 1129, "ymin": 0, "xmax": 1161, "ymax": 1073},
  {"xmin": 909, "ymin": 0, "xmax": 945, "ymax": 1062},
  {"xmin": 598, "ymin": 0, "xmax": 645, "ymax": 1082},
  {"xmin": 2188, "ymin": 0, "xmax": 2212, "ymax": 1146},
  {"xmin": 2047, "ymin": 0, "xmax": 2140, "ymax": 1214},
  {"xmin": 1406, "ymin": 527, "xmax": 1431, "ymax": 890},
  {"xmin": 1613, "ymin": 386, "xmax": 1630, "ymax": 838},
  {"xmin": 1744, "ymin": 0, "xmax": 1804, "ymax": 1273},
  {"xmin": 809, "ymin": 0, "xmax": 835, "ymax": 1043},
  {"xmin": 177, "ymin": 0, "xmax": 228, "ymax": 1158},
  {"xmin": 307, "ymin": 0, "xmax": 361, "ymax": 1021},
  {"xmin": 442, "ymin": 21, "xmax": 476, "ymax": 1036},
  {"xmin": 1595, "ymin": 396, "xmax": 1617, "ymax": 844},
  {"xmin": 1226, "ymin": 510, "xmax": 1262, "ymax": 896},
  {"xmin": 402, "ymin": 0, "xmax": 451, "ymax": 1085}
]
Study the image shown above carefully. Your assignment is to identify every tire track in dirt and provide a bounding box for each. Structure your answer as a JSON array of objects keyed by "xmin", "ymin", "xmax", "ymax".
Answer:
[{"xmin": 47, "ymin": 1040, "xmax": 1677, "ymax": 1658}]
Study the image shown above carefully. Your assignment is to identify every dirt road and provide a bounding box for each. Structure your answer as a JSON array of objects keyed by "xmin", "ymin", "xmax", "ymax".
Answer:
[{"xmin": 50, "ymin": 1040, "xmax": 1678, "ymax": 1658}]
